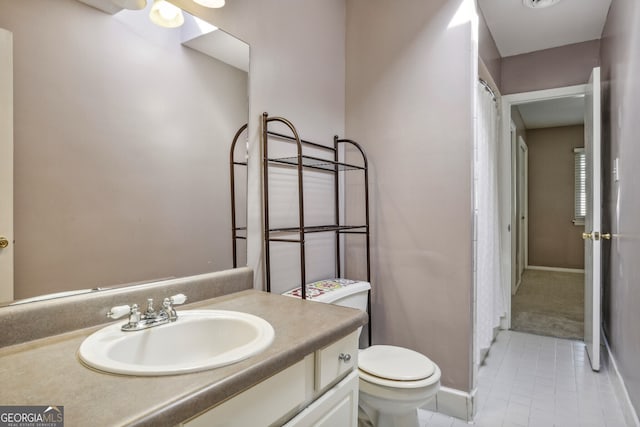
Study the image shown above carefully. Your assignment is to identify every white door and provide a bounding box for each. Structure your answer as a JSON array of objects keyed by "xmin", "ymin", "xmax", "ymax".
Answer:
[
  {"xmin": 584, "ymin": 67, "xmax": 601, "ymax": 371},
  {"xmin": 516, "ymin": 137, "xmax": 528, "ymax": 288},
  {"xmin": 0, "ymin": 28, "xmax": 13, "ymax": 304}
]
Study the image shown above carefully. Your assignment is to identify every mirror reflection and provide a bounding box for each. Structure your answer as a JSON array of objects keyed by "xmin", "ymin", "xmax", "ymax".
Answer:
[{"xmin": 0, "ymin": 0, "xmax": 249, "ymax": 305}]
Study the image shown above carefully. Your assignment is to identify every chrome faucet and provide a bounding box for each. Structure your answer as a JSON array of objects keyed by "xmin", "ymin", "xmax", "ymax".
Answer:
[{"xmin": 107, "ymin": 293, "xmax": 187, "ymax": 332}]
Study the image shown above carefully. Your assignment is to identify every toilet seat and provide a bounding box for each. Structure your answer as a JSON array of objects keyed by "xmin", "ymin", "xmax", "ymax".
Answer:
[
  {"xmin": 359, "ymin": 367, "xmax": 441, "ymax": 389},
  {"xmin": 358, "ymin": 345, "xmax": 440, "ymax": 389}
]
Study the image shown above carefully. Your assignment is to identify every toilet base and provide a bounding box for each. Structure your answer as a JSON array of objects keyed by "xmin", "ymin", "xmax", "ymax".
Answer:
[
  {"xmin": 358, "ymin": 399, "xmax": 420, "ymax": 427},
  {"xmin": 357, "ymin": 370, "xmax": 440, "ymax": 427}
]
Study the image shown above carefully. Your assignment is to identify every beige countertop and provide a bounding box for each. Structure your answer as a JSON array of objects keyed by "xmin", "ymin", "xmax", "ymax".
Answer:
[{"xmin": 0, "ymin": 290, "xmax": 368, "ymax": 427}]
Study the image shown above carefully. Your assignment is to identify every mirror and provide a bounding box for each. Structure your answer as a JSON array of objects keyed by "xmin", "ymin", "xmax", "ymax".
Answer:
[{"xmin": 0, "ymin": 0, "xmax": 249, "ymax": 305}]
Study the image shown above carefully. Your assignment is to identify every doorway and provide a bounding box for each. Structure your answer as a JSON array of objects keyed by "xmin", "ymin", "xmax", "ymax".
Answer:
[{"xmin": 498, "ymin": 82, "xmax": 599, "ymax": 349}]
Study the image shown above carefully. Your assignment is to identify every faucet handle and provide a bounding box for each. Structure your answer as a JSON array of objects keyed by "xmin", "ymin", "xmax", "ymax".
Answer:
[
  {"xmin": 161, "ymin": 294, "xmax": 186, "ymax": 322},
  {"xmin": 107, "ymin": 305, "xmax": 131, "ymax": 319},
  {"xmin": 170, "ymin": 293, "xmax": 187, "ymax": 305},
  {"xmin": 145, "ymin": 298, "xmax": 156, "ymax": 315}
]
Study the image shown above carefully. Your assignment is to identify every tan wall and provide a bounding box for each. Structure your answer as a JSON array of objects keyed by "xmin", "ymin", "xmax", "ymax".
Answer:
[
  {"xmin": 172, "ymin": 0, "xmax": 347, "ymax": 291},
  {"xmin": 346, "ymin": 0, "xmax": 474, "ymax": 391},
  {"xmin": 501, "ymin": 40, "xmax": 600, "ymax": 95},
  {"xmin": 527, "ymin": 125, "xmax": 585, "ymax": 269},
  {"xmin": 1, "ymin": 0, "xmax": 348, "ymax": 298},
  {"xmin": 0, "ymin": 0, "xmax": 248, "ymax": 299},
  {"xmin": 601, "ymin": 0, "xmax": 640, "ymax": 415}
]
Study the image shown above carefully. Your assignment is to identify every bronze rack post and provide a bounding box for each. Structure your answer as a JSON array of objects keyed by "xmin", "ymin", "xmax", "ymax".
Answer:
[
  {"xmin": 335, "ymin": 136, "xmax": 372, "ymax": 345},
  {"xmin": 230, "ymin": 123, "xmax": 248, "ymax": 268}
]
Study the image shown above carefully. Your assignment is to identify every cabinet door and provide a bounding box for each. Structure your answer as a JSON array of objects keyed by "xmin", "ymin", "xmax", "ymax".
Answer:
[
  {"xmin": 316, "ymin": 331, "xmax": 358, "ymax": 391},
  {"xmin": 285, "ymin": 370, "xmax": 359, "ymax": 427}
]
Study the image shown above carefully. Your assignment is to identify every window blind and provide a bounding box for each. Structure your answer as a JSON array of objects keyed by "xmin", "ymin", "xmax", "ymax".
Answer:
[{"xmin": 574, "ymin": 148, "xmax": 586, "ymax": 225}]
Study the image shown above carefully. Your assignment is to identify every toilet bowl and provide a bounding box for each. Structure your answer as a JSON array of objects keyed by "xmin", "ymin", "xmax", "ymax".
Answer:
[
  {"xmin": 283, "ymin": 280, "xmax": 441, "ymax": 427},
  {"xmin": 358, "ymin": 345, "xmax": 441, "ymax": 427}
]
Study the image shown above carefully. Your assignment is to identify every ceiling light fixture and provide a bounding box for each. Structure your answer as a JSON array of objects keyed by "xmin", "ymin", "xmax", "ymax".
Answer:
[
  {"xmin": 149, "ymin": 0, "xmax": 185, "ymax": 28},
  {"xmin": 522, "ymin": 0, "xmax": 561, "ymax": 9},
  {"xmin": 111, "ymin": 0, "xmax": 147, "ymax": 10},
  {"xmin": 193, "ymin": 0, "xmax": 226, "ymax": 8}
]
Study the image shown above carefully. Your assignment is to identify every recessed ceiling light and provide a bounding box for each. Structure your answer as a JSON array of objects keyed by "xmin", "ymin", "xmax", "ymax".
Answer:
[
  {"xmin": 523, "ymin": 0, "xmax": 561, "ymax": 9},
  {"xmin": 149, "ymin": 0, "xmax": 184, "ymax": 28}
]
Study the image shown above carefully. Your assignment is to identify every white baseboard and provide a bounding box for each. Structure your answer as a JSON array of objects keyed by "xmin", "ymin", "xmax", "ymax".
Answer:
[
  {"xmin": 499, "ymin": 314, "xmax": 509, "ymax": 331},
  {"xmin": 602, "ymin": 332, "xmax": 640, "ymax": 427},
  {"xmin": 527, "ymin": 265, "xmax": 585, "ymax": 273},
  {"xmin": 421, "ymin": 386, "xmax": 473, "ymax": 421}
]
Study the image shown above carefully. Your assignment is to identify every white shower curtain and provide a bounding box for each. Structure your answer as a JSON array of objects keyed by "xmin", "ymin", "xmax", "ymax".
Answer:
[{"xmin": 475, "ymin": 81, "xmax": 505, "ymax": 364}]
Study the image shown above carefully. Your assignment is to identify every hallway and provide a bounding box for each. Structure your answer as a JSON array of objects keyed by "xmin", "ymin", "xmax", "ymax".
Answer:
[
  {"xmin": 512, "ymin": 269, "xmax": 584, "ymax": 340},
  {"xmin": 420, "ymin": 331, "xmax": 630, "ymax": 427}
]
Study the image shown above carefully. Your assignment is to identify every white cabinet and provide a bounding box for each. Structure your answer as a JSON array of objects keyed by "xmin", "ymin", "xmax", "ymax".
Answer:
[
  {"xmin": 182, "ymin": 356, "xmax": 314, "ymax": 427},
  {"xmin": 181, "ymin": 331, "xmax": 359, "ymax": 427},
  {"xmin": 315, "ymin": 331, "xmax": 358, "ymax": 392},
  {"xmin": 284, "ymin": 371, "xmax": 358, "ymax": 427}
]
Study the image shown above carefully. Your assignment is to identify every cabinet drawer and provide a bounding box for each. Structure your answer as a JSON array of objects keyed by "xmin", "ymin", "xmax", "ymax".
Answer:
[
  {"xmin": 315, "ymin": 331, "xmax": 358, "ymax": 391},
  {"xmin": 182, "ymin": 356, "xmax": 313, "ymax": 427}
]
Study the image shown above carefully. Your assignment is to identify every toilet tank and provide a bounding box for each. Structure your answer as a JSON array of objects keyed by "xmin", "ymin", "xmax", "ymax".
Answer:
[{"xmin": 282, "ymin": 279, "xmax": 371, "ymax": 312}]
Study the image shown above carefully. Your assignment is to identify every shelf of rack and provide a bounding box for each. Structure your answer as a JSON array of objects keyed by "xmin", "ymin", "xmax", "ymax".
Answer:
[
  {"xmin": 268, "ymin": 224, "xmax": 367, "ymax": 234},
  {"xmin": 267, "ymin": 156, "xmax": 365, "ymax": 172}
]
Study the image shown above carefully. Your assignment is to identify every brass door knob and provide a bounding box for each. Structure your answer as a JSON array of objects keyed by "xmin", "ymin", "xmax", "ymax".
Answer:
[
  {"xmin": 0, "ymin": 236, "xmax": 8, "ymax": 249},
  {"xmin": 582, "ymin": 232, "xmax": 592, "ymax": 240},
  {"xmin": 602, "ymin": 233, "xmax": 612, "ymax": 240}
]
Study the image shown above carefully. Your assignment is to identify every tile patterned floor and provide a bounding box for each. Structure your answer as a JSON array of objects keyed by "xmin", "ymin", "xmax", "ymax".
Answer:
[{"xmin": 418, "ymin": 331, "xmax": 631, "ymax": 427}]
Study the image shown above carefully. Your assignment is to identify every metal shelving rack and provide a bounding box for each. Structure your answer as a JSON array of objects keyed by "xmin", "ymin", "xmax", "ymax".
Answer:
[{"xmin": 261, "ymin": 112, "xmax": 372, "ymax": 343}]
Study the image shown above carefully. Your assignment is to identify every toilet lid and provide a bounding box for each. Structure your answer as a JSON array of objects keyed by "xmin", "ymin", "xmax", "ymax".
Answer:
[{"xmin": 358, "ymin": 345, "xmax": 436, "ymax": 381}]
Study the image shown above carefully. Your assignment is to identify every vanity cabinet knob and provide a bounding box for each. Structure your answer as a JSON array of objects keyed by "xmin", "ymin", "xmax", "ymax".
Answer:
[{"xmin": 338, "ymin": 353, "xmax": 352, "ymax": 363}]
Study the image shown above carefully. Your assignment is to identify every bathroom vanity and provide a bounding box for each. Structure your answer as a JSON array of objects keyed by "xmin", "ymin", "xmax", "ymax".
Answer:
[
  {"xmin": 0, "ymin": 287, "xmax": 367, "ymax": 426},
  {"xmin": 183, "ymin": 331, "xmax": 360, "ymax": 426}
]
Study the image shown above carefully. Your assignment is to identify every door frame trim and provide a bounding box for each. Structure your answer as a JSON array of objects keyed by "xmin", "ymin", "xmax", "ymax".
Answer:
[
  {"xmin": 0, "ymin": 28, "xmax": 13, "ymax": 303},
  {"xmin": 515, "ymin": 135, "xmax": 528, "ymax": 294},
  {"xmin": 499, "ymin": 84, "xmax": 588, "ymax": 330}
]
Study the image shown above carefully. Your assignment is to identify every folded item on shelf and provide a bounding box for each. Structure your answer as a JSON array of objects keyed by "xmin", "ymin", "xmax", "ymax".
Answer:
[{"xmin": 282, "ymin": 278, "xmax": 369, "ymax": 300}]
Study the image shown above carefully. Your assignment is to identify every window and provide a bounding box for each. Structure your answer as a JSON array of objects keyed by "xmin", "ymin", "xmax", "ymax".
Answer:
[{"xmin": 573, "ymin": 148, "xmax": 586, "ymax": 225}]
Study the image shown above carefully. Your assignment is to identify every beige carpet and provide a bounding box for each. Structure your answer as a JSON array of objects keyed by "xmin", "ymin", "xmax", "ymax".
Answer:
[{"xmin": 511, "ymin": 269, "xmax": 584, "ymax": 340}]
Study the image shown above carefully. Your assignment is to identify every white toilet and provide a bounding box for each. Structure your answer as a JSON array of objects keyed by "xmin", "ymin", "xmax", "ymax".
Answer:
[{"xmin": 283, "ymin": 279, "xmax": 441, "ymax": 427}]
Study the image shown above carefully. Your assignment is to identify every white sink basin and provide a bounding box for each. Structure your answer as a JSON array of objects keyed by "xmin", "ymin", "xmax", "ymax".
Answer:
[{"xmin": 78, "ymin": 310, "xmax": 275, "ymax": 376}]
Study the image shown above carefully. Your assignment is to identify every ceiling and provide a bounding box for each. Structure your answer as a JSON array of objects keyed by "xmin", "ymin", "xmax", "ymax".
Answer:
[
  {"xmin": 76, "ymin": 0, "xmax": 249, "ymax": 72},
  {"xmin": 516, "ymin": 96, "xmax": 585, "ymax": 129},
  {"xmin": 478, "ymin": 0, "xmax": 612, "ymax": 57},
  {"xmin": 183, "ymin": 30, "xmax": 250, "ymax": 72}
]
